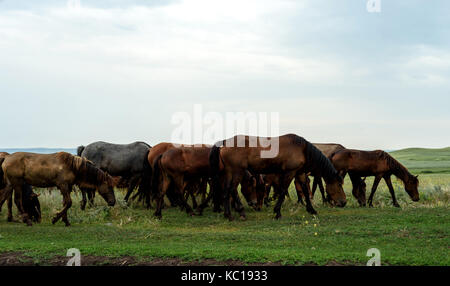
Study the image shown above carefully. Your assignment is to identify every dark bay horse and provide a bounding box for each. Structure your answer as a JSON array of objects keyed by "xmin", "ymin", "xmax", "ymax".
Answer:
[
  {"xmin": 0, "ymin": 152, "xmax": 41, "ymax": 223},
  {"xmin": 330, "ymin": 149, "xmax": 419, "ymax": 207},
  {"xmin": 210, "ymin": 134, "xmax": 346, "ymax": 220},
  {"xmin": 152, "ymin": 144, "xmax": 215, "ymax": 219},
  {"xmin": 77, "ymin": 141, "xmax": 151, "ymax": 209},
  {"xmin": 0, "ymin": 152, "xmax": 116, "ymax": 226}
]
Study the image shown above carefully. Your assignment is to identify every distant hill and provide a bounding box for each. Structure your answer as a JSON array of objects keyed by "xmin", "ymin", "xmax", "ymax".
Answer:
[
  {"xmin": 389, "ymin": 147, "xmax": 450, "ymax": 174},
  {"xmin": 0, "ymin": 148, "xmax": 77, "ymax": 155}
]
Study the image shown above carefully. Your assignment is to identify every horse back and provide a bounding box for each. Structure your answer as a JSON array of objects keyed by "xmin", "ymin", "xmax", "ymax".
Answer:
[
  {"xmin": 2, "ymin": 152, "xmax": 75, "ymax": 187},
  {"xmin": 332, "ymin": 149, "xmax": 390, "ymax": 175}
]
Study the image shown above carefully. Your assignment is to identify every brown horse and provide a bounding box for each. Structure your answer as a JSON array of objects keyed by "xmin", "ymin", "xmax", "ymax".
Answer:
[
  {"xmin": 0, "ymin": 152, "xmax": 116, "ymax": 226},
  {"xmin": 148, "ymin": 142, "xmax": 209, "ymax": 208},
  {"xmin": 152, "ymin": 144, "xmax": 216, "ymax": 219},
  {"xmin": 210, "ymin": 134, "xmax": 346, "ymax": 220},
  {"xmin": 330, "ymin": 149, "xmax": 419, "ymax": 207}
]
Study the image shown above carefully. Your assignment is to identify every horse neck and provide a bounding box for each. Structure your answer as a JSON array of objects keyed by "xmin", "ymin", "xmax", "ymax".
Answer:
[{"xmin": 388, "ymin": 156, "xmax": 411, "ymax": 183}]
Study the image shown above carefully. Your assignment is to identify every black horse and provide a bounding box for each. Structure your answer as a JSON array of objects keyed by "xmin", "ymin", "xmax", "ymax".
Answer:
[{"xmin": 77, "ymin": 141, "xmax": 152, "ymax": 209}]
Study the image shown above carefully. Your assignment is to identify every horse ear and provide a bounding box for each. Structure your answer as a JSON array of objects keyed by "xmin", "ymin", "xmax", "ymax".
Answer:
[{"xmin": 415, "ymin": 175, "xmax": 419, "ymax": 179}]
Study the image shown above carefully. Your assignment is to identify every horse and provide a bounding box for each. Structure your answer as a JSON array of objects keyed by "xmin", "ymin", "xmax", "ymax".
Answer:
[
  {"xmin": 148, "ymin": 142, "xmax": 208, "ymax": 208},
  {"xmin": 210, "ymin": 134, "xmax": 346, "ymax": 221},
  {"xmin": 0, "ymin": 152, "xmax": 116, "ymax": 226},
  {"xmin": 77, "ymin": 141, "xmax": 151, "ymax": 209},
  {"xmin": 330, "ymin": 149, "xmax": 419, "ymax": 207},
  {"xmin": 310, "ymin": 143, "xmax": 346, "ymax": 203},
  {"xmin": 0, "ymin": 152, "xmax": 41, "ymax": 223},
  {"xmin": 152, "ymin": 144, "xmax": 218, "ymax": 219}
]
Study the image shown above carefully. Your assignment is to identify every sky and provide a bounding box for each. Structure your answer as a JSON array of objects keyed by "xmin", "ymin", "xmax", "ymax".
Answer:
[{"xmin": 0, "ymin": 0, "xmax": 449, "ymax": 150}]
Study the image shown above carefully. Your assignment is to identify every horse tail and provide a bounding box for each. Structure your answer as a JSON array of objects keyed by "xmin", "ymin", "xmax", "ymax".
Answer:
[
  {"xmin": 151, "ymin": 154, "xmax": 163, "ymax": 199},
  {"xmin": 138, "ymin": 149, "xmax": 152, "ymax": 207},
  {"xmin": 209, "ymin": 141, "xmax": 224, "ymax": 176},
  {"xmin": 209, "ymin": 141, "xmax": 224, "ymax": 207},
  {"xmin": 0, "ymin": 158, "xmax": 5, "ymax": 189},
  {"xmin": 77, "ymin": 145, "xmax": 85, "ymax": 156}
]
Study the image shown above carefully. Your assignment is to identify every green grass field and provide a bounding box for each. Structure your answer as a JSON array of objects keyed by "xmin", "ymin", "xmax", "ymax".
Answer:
[{"xmin": 0, "ymin": 147, "xmax": 449, "ymax": 266}]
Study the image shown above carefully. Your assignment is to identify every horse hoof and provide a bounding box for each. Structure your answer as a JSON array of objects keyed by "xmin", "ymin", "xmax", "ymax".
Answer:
[
  {"xmin": 51, "ymin": 217, "xmax": 58, "ymax": 224},
  {"xmin": 226, "ymin": 215, "xmax": 234, "ymax": 221},
  {"xmin": 239, "ymin": 215, "xmax": 247, "ymax": 221},
  {"xmin": 65, "ymin": 223, "xmax": 71, "ymax": 227},
  {"xmin": 274, "ymin": 214, "xmax": 282, "ymax": 220},
  {"xmin": 393, "ymin": 203, "xmax": 400, "ymax": 208}
]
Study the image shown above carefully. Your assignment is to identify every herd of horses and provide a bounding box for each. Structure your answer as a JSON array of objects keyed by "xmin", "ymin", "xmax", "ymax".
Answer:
[{"xmin": 0, "ymin": 134, "xmax": 420, "ymax": 226}]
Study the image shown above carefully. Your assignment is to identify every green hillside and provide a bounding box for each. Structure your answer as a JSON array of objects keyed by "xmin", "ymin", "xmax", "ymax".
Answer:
[{"xmin": 390, "ymin": 147, "xmax": 450, "ymax": 174}]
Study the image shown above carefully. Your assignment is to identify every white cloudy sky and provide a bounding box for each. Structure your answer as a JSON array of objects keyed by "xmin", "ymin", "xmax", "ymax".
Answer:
[{"xmin": 0, "ymin": 0, "xmax": 449, "ymax": 149}]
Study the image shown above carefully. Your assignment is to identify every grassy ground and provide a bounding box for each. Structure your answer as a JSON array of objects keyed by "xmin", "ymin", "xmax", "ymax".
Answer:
[
  {"xmin": 0, "ymin": 173, "xmax": 449, "ymax": 266},
  {"xmin": 390, "ymin": 147, "xmax": 450, "ymax": 174}
]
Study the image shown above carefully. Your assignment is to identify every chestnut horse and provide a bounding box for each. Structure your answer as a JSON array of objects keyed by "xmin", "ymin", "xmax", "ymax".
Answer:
[
  {"xmin": 0, "ymin": 152, "xmax": 116, "ymax": 226},
  {"xmin": 152, "ymin": 145, "xmax": 218, "ymax": 219},
  {"xmin": 210, "ymin": 134, "xmax": 346, "ymax": 220},
  {"xmin": 148, "ymin": 142, "xmax": 209, "ymax": 208},
  {"xmin": 330, "ymin": 149, "xmax": 419, "ymax": 207}
]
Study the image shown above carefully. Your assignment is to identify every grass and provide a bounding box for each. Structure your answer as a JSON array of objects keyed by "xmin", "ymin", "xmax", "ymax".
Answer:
[
  {"xmin": 390, "ymin": 147, "xmax": 450, "ymax": 174},
  {"xmin": 0, "ymin": 173, "xmax": 449, "ymax": 266}
]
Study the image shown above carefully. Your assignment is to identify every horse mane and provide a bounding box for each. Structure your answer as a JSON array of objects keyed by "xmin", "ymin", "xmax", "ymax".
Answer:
[
  {"xmin": 289, "ymin": 134, "xmax": 340, "ymax": 182},
  {"xmin": 57, "ymin": 152, "xmax": 111, "ymax": 187},
  {"xmin": 379, "ymin": 151, "xmax": 415, "ymax": 183}
]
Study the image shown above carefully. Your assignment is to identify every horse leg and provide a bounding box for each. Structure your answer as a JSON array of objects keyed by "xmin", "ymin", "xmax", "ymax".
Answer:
[
  {"xmin": 0, "ymin": 185, "xmax": 15, "ymax": 222},
  {"xmin": 349, "ymin": 173, "xmax": 365, "ymax": 207},
  {"xmin": 294, "ymin": 177, "xmax": 305, "ymax": 205},
  {"xmin": 177, "ymin": 179, "xmax": 195, "ymax": 216},
  {"xmin": 7, "ymin": 193, "xmax": 13, "ymax": 222},
  {"xmin": 368, "ymin": 175, "xmax": 382, "ymax": 207},
  {"xmin": 384, "ymin": 175, "xmax": 400, "ymax": 208},
  {"xmin": 230, "ymin": 187, "xmax": 246, "ymax": 220},
  {"xmin": 297, "ymin": 174, "xmax": 317, "ymax": 215},
  {"xmin": 87, "ymin": 188, "xmax": 95, "ymax": 207},
  {"xmin": 154, "ymin": 173, "xmax": 170, "ymax": 219},
  {"xmin": 273, "ymin": 183, "xmax": 287, "ymax": 220},
  {"xmin": 12, "ymin": 183, "xmax": 32, "ymax": 226},
  {"xmin": 124, "ymin": 177, "xmax": 137, "ymax": 202},
  {"xmin": 80, "ymin": 188, "xmax": 88, "ymax": 210},
  {"xmin": 60, "ymin": 185, "xmax": 73, "ymax": 226},
  {"xmin": 52, "ymin": 185, "xmax": 73, "ymax": 226},
  {"xmin": 317, "ymin": 178, "xmax": 328, "ymax": 204}
]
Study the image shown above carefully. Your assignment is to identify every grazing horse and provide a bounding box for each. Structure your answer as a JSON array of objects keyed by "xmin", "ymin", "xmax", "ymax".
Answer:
[
  {"xmin": 0, "ymin": 152, "xmax": 116, "ymax": 226},
  {"xmin": 152, "ymin": 145, "xmax": 215, "ymax": 219},
  {"xmin": 330, "ymin": 149, "xmax": 419, "ymax": 207},
  {"xmin": 310, "ymin": 143, "xmax": 346, "ymax": 203},
  {"xmin": 0, "ymin": 152, "xmax": 41, "ymax": 223},
  {"xmin": 210, "ymin": 134, "xmax": 346, "ymax": 221},
  {"xmin": 148, "ymin": 142, "xmax": 205, "ymax": 207},
  {"xmin": 77, "ymin": 141, "xmax": 151, "ymax": 209}
]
